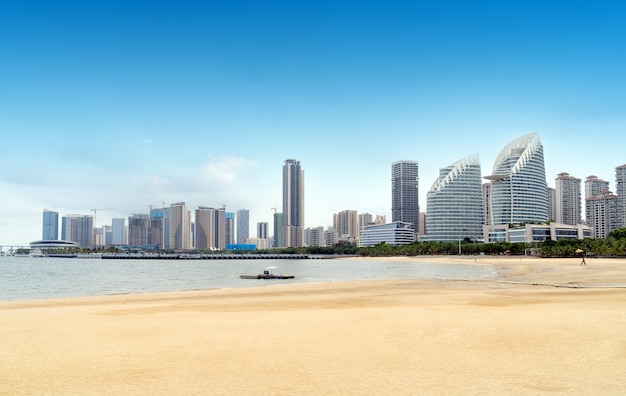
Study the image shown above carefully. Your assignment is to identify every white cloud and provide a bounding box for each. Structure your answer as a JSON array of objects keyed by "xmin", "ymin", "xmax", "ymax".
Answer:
[{"xmin": 202, "ymin": 156, "xmax": 257, "ymax": 186}]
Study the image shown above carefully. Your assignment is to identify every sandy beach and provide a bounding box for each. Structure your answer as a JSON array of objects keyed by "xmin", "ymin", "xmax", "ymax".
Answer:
[{"xmin": 1, "ymin": 256, "xmax": 625, "ymax": 395}]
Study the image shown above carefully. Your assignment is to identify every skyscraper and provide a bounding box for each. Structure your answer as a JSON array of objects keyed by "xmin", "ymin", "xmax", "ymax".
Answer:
[
  {"xmin": 257, "ymin": 222, "xmax": 268, "ymax": 240},
  {"xmin": 333, "ymin": 210, "xmax": 358, "ymax": 241},
  {"xmin": 585, "ymin": 175, "xmax": 610, "ymax": 199},
  {"xmin": 555, "ymin": 172, "xmax": 581, "ymax": 226},
  {"xmin": 61, "ymin": 214, "xmax": 93, "ymax": 248},
  {"xmin": 42, "ymin": 210, "xmax": 59, "ymax": 240},
  {"xmin": 283, "ymin": 159, "xmax": 304, "ymax": 247},
  {"xmin": 273, "ymin": 211, "xmax": 284, "ymax": 248},
  {"xmin": 169, "ymin": 202, "xmax": 190, "ymax": 250},
  {"xmin": 128, "ymin": 214, "xmax": 150, "ymax": 246},
  {"xmin": 616, "ymin": 165, "xmax": 626, "ymax": 229},
  {"xmin": 425, "ymin": 154, "xmax": 483, "ymax": 242},
  {"xmin": 485, "ymin": 133, "xmax": 548, "ymax": 225},
  {"xmin": 111, "ymin": 218, "xmax": 126, "ymax": 245},
  {"xmin": 586, "ymin": 191, "xmax": 618, "ymax": 239},
  {"xmin": 391, "ymin": 160, "xmax": 419, "ymax": 234},
  {"xmin": 237, "ymin": 209, "xmax": 250, "ymax": 244},
  {"xmin": 225, "ymin": 212, "xmax": 235, "ymax": 245},
  {"xmin": 195, "ymin": 207, "xmax": 226, "ymax": 250}
]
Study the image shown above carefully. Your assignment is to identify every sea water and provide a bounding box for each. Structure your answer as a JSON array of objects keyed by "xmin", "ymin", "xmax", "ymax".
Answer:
[{"xmin": 0, "ymin": 256, "xmax": 497, "ymax": 301}]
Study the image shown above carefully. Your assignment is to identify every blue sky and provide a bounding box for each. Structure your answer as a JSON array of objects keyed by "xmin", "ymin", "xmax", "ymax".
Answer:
[{"xmin": 1, "ymin": 1, "xmax": 625, "ymax": 245}]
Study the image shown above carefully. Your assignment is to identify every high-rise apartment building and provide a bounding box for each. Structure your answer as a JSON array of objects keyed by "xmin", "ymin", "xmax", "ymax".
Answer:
[
  {"xmin": 305, "ymin": 226, "xmax": 325, "ymax": 247},
  {"xmin": 481, "ymin": 183, "xmax": 491, "ymax": 226},
  {"xmin": 237, "ymin": 209, "xmax": 250, "ymax": 244},
  {"xmin": 616, "ymin": 165, "xmax": 626, "ymax": 229},
  {"xmin": 586, "ymin": 191, "xmax": 618, "ymax": 239},
  {"xmin": 585, "ymin": 176, "xmax": 610, "ymax": 199},
  {"xmin": 334, "ymin": 210, "xmax": 358, "ymax": 241},
  {"xmin": 283, "ymin": 159, "xmax": 304, "ymax": 247},
  {"xmin": 257, "ymin": 222, "xmax": 268, "ymax": 240},
  {"xmin": 61, "ymin": 214, "xmax": 93, "ymax": 248},
  {"xmin": 273, "ymin": 212, "xmax": 284, "ymax": 247},
  {"xmin": 149, "ymin": 208, "xmax": 166, "ymax": 249},
  {"xmin": 128, "ymin": 214, "xmax": 150, "ymax": 246},
  {"xmin": 547, "ymin": 186, "xmax": 556, "ymax": 222},
  {"xmin": 42, "ymin": 210, "xmax": 59, "ymax": 240},
  {"xmin": 555, "ymin": 172, "xmax": 581, "ymax": 226},
  {"xmin": 169, "ymin": 202, "xmax": 191, "ymax": 250},
  {"xmin": 225, "ymin": 212, "xmax": 235, "ymax": 245},
  {"xmin": 485, "ymin": 133, "xmax": 548, "ymax": 225},
  {"xmin": 391, "ymin": 160, "xmax": 419, "ymax": 234},
  {"xmin": 195, "ymin": 207, "xmax": 226, "ymax": 250},
  {"xmin": 111, "ymin": 218, "xmax": 126, "ymax": 245},
  {"xmin": 358, "ymin": 213, "xmax": 373, "ymax": 236},
  {"xmin": 426, "ymin": 154, "xmax": 483, "ymax": 242}
]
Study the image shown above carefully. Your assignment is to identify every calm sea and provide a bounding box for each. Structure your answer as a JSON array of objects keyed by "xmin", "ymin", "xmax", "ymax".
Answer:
[{"xmin": 0, "ymin": 256, "xmax": 497, "ymax": 301}]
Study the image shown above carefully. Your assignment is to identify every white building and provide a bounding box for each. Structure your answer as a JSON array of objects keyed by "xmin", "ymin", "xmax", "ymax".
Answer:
[{"xmin": 360, "ymin": 222, "xmax": 415, "ymax": 247}]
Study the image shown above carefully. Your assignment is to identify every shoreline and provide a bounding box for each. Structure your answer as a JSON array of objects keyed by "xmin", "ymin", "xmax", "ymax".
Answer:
[{"xmin": 2, "ymin": 256, "xmax": 625, "ymax": 394}]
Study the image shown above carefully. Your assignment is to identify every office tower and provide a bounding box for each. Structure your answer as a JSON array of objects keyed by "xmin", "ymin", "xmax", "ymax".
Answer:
[
  {"xmin": 391, "ymin": 160, "xmax": 419, "ymax": 234},
  {"xmin": 225, "ymin": 212, "xmax": 235, "ymax": 245},
  {"xmin": 61, "ymin": 214, "xmax": 93, "ymax": 248},
  {"xmin": 169, "ymin": 202, "xmax": 191, "ymax": 250},
  {"xmin": 283, "ymin": 159, "xmax": 304, "ymax": 247},
  {"xmin": 128, "ymin": 214, "xmax": 150, "ymax": 246},
  {"xmin": 111, "ymin": 218, "xmax": 126, "ymax": 245},
  {"xmin": 237, "ymin": 209, "xmax": 250, "ymax": 244},
  {"xmin": 103, "ymin": 225, "xmax": 112, "ymax": 246},
  {"xmin": 257, "ymin": 222, "xmax": 268, "ymax": 239},
  {"xmin": 426, "ymin": 154, "xmax": 483, "ymax": 242},
  {"xmin": 616, "ymin": 165, "xmax": 626, "ymax": 229},
  {"xmin": 555, "ymin": 172, "xmax": 581, "ymax": 226},
  {"xmin": 42, "ymin": 210, "xmax": 59, "ymax": 240},
  {"xmin": 334, "ymin": 210, "xmax": 358, "ymax": 241},
  {"xmin": 586, "ymin": 191, "xmax": 618, "ymax": 239},
  {"xmin": 305, "ymin": 226, "xmax": 325, "ymax": 247},
  {"xmin": 485, "ymin": 133, "xmax": 548, "ymax": 225},
  {"xmin": 585, "ymin": 176, "xmax": 610, "ymax": 199},
  {"xmin": 273, "ymin": 212, "xmax": 284, "ymax": 247},
  {"xmin": 195, "ymin": 207, "xmax": 226, "ymax": 250}
]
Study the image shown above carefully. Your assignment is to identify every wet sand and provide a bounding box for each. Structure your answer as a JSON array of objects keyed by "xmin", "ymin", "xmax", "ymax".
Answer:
[{"xmin": 1, "ymin": 256, "xmax": 625, "ymax": 395}]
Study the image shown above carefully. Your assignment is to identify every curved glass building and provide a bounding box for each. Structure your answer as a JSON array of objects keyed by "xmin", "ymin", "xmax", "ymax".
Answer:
[
  {"xmin": 485, "ymin": 133, "xmax": 548, "ymax": 225},
  {"xmin": 425, "ymin": 154, "xmax": 483, "ymax": 242}
]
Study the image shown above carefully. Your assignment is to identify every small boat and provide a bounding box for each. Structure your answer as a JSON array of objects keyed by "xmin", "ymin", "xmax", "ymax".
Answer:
[
  {"xmin": 240, "ymin": 266, "xmax": 294, "ymax": 280},
  {"xmin": 240, "ymin": 274, "xmax": 295, "ymax": 279}
]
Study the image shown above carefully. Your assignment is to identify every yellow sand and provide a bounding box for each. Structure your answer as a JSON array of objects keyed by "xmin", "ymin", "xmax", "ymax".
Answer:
[{"xmin": 1, "ymin": 256, "xmax": 625, "ymax": 395}]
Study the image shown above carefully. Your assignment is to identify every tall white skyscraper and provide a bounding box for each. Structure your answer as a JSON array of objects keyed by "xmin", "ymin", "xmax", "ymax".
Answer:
[
  {"xmin": 283, "ymin": 159, "xmax": 304, "ymax": 247},
  {"xmin": 485, "ymin": 133, "xmax": 548, "ymax": 225},
  {"xmin": 426, "ymin": 154, "xmax": 483, "ymax": 242},
  {"xmin": 555, "ymin": 172, "xmax": 581, "ymax": 226},
  {"xmin": 391, "ymin": 160, "xmax": 419, "ymax": 234}
]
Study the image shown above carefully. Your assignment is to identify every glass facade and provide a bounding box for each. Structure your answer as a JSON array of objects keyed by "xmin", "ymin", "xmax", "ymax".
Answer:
[
  {"xmin": 488, "ymin": 133, "xmax": 548, "ymax": 225},
  {"xmin": 360, "ymin": 222, "xmax": 415, "ymax": 247},
  {"xmin": 391, "ymin": 160, "xmax": 419, "ymax": 234},
  {"xmin": 425, "ymin": 154, "xmax": 483, "ymax": 242}
]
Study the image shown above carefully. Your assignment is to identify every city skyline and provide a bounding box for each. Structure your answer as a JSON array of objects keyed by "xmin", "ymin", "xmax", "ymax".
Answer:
[{"xmin": 2, "ymin": 1, "xmax": 626, "ymax": 245}]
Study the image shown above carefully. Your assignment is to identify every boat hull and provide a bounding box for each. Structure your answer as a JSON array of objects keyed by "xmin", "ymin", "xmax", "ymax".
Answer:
[{"xmin": 240, "ymin": 274, "xmax": 295, "ymax": 279}]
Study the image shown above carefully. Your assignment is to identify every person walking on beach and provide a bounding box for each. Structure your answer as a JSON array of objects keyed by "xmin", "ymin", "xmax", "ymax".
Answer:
[{"xmin": 576, "ymin": 249, "xmax": 586, "ymax": 265}]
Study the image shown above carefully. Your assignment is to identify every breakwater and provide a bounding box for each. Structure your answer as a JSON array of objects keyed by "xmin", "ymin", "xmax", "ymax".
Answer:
[{"xmin": 100, "ymin": 253, "xmax": 329, "ymax": 260}]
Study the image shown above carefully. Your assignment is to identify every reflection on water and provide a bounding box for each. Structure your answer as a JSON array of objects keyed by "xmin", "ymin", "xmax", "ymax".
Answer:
[{"xmin": 0, "ymin": 256, "xmax": 497, "ymax": 301}]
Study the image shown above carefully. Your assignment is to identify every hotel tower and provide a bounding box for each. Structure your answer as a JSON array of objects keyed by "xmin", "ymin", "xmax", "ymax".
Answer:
[{"xmin": 282, "ymin": 159, "xmax": 304, "ymax": 247}]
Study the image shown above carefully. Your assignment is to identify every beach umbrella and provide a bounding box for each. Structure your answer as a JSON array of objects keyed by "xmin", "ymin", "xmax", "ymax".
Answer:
[
  {"xmin": 575, "ymin": 249, "xmax": 584, "ymax": 254},
  {"xmin": 266, "ymin": 266, "xmax": 278, "ymax": 270}
]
